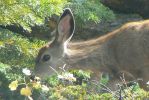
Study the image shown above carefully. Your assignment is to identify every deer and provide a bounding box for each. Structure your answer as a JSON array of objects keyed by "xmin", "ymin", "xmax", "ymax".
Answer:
[{"xmin": 34, "ymin": 8, "xmax": 149, "ymax": 90}]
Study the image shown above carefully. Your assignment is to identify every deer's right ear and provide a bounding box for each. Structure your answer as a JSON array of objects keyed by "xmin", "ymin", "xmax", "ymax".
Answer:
[{"xmin": 53, "ymin": 8, "xmax": 75, "ymax": 45}]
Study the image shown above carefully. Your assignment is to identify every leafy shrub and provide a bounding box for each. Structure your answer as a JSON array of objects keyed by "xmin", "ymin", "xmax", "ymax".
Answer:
[
  {"xmin": 0, "ymin": 0, "xmax": 115, "ymax": 32},
  {"xmin": 0, "ymin": 0, "xmax": 67, "ymax": 32},
  {"xmin": 0, "ymin": 28, "xmax": 45, "ymax": 68},
  {"xmin": 0, "ymin": 63, "xmax": 25, "ymax": 100},
  {"xmin": 67, "ymin": 0, "xmax": 115, "ymax": 26},
  {"xmin": 1, "ymin": 60, "xmax": 149, "ymax": 100}
]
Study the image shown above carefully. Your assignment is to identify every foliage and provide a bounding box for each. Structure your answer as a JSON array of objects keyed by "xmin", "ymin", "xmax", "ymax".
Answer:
[
  {"xmin": 5, "ymin": 68, "xmax": 149, "ymax": 100},
  {"xmin": 0, "ymin": 28, "xmax": 45, "ymax": 68},
  {"xmin": 0, "ymin": 0, "xmax": 115, "ymax": 32},
  {"xmin": 0, "ymin": 0, "xmax": 67, "ymax": 32},
  {"xmin": 67, "ymin": 0, "xmax": 115, "ymax": 26},
  {"xmin": 0, "ymin": 63, "xmax": 24, "ymax": 100}
]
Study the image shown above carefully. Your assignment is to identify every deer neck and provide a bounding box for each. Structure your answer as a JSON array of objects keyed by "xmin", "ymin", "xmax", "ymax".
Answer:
[{"xmin": 63, "ymin": 29, "xmax": 119, "ymax": 67}]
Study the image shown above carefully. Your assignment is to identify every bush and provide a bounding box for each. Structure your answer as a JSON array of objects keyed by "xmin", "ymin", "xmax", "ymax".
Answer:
[
  {"xmin": 67, "ymin": 0, "xmax": 115, "ymax": 26},
  {"xmin": 0, "ymin": 28, "xmax": 45, "ymax": 68},
  {"xmin": 0, "ymin": 63, "xmax": 25, "ymax": 100},
  {"xmin": 2, "ymin": 66, "xmax": 149, "ymax": 100},
  {"xmin": 0, "ymin": 0, "xmax": 115, "ymax": 32},
  {"xmin": 0, "ymin": 0, "xmax": 67, "ymax": 32}
]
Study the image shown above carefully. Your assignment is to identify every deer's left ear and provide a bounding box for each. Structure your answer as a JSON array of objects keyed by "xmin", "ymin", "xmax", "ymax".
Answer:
[{"xmin": 54, "ymin": 8, "xmax": 75, "ymax": 45}]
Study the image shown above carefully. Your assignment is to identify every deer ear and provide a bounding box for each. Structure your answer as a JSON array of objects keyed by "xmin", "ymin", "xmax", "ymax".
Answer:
[{"xmin": 54, "ymin": 8, "xmax": 75, "ymax": 45}]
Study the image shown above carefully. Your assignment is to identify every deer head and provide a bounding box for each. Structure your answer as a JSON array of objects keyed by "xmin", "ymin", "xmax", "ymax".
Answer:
[{"xmin": 34, "ymin": 8, "xmax": 75, "ymax": 78}]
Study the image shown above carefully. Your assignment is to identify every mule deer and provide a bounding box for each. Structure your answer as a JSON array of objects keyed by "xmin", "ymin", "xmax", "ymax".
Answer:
[{"xmin": 35, "ymin": 8, "xmax": 149, "ymax": 89}]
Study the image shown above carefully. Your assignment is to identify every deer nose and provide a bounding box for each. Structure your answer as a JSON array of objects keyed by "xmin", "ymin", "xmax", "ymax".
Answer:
[
  {"xmin": 34, "ymin": 63, "xmax": 41, "ymax": 72},
  {"xmin": 30, "ymin": 74, "xmax": 35, "ymax": 81},
  {"xmin": 34, "ymin": 64, "xmax": 42, "ymax": 75}
]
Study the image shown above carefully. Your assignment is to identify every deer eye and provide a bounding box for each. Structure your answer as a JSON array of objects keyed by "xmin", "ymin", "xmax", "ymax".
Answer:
[{"xmin": 42, "ymin": 54, "xmax": 51, "ymax": 62}]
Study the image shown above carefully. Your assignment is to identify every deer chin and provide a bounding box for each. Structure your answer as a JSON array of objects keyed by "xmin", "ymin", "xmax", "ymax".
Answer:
[{"xmin": 34, "ymin": 65, "xmax": 56, "ymax": 79}]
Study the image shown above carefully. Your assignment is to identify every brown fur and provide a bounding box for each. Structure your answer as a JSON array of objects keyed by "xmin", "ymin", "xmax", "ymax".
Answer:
[
  {"xmin": 35, "ymin": 14, "xmax": 149, "ymax": 89},
  {"xmin": 64, "ymin": 20, "xmax": 149, "ymax": 89}
]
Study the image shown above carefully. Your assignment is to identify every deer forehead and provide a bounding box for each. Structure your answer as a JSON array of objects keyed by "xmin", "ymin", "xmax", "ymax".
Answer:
[{"xmin": 36, "ymin": 44, "xmax": 64, "ymax": 61}]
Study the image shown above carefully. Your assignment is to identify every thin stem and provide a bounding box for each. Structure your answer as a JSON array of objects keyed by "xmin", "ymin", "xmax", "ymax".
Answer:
[{"xmin": 48, "ymin": 66, "xmax": 59, "ymax": 75}]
